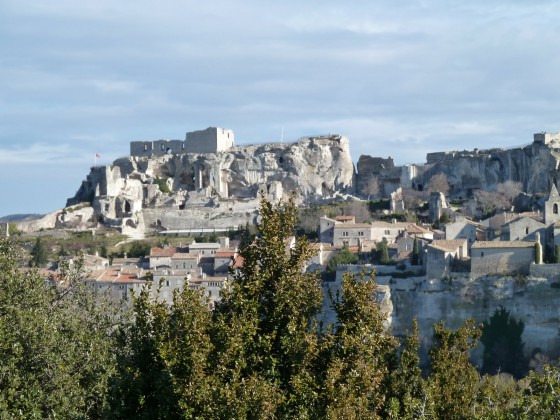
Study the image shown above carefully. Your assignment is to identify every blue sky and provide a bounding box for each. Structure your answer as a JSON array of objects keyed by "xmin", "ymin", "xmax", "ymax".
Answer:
[{"xmin": 2, "ymin": 1, "xmax": 560, "ymax": 216}]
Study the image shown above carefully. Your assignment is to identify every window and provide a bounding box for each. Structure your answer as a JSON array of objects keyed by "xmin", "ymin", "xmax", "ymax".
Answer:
[
  {"xmin": 525, "ymin": 227, "xmax": 529, "ymax": 235},
  {"xmin": 554, "ymin": 203, "xmax": 559, "ymax": 214},
  {"xmin": 481, "ymin": 251, "xmax": 485, "ymax": 257},
  {"xmin": 343, "ymin": 241, "xmax": 349, "ymax": 247},
  {"xmin": 165, "ymin": 280, "xmax": 170, "ymax": 287},
  {"xmin": 208, "ymin": 290, "xmax": 212, "ymax": 297},
  {"xmin": 183, "ymin": 262, "xmax": 186, "ymax": 269},
  {"xmin": 385, "ymin": 229, "xmax": 390, "ymax": 235},
  {"xmin": 342, "ymin": 231, "xmax": 349, "ymax": 237},
  {"xmin": 161, "ymin": 144, "xmax": 165, "ymax": 151},
  {"xmin": 144, "ymin": 144, "xmax": 148, "ymax": 151},
  {"xmin": 358, "ymin": 231, "xmax": 364, "ymax": 237}
]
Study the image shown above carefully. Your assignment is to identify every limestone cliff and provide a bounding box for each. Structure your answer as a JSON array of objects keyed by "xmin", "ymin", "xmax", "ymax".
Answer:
[
  {"xmin": 356, "ymin": 142, "xmax": 560, "ymax": 198},
  {"xmin": 322, "ymin": 264, "xmax": 560, "ymax": 366},
  {"xmin": 67, "ymin": 135, "xmax": 355, "ymax": 235}
]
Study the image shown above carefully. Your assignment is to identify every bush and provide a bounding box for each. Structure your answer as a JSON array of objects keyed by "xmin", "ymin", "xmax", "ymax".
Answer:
[{"xmin": 154, "ymin": 177, "xmax": 171, "ymax": 193}]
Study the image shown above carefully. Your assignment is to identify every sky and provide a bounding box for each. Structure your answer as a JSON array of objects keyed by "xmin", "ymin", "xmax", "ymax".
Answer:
[{"xmin": 2, "ymin": 1, "xmax": 560, "ymax": 216}]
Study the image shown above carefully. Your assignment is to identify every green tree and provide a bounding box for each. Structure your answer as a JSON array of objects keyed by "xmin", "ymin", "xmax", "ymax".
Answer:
[
  {"xmin": 107, "ymin": 285, "xmax": 182, "ymax": 418},
  {"xmin": 481, "ymin": 306, "xmax": 526, "ymax": 378},
  {"xmin": 384, "ymin": 319, "xmax": 427, "ymax": 419},
  {"xmin": 518, "ymin": 364, "xmax": 560, "ymax": 417},
  {"xmin": 411, "ymin": 236, "xmax": 420, "ymax": 266},
  {"xmin": 209, "ymin": 195, "xmax": 324, "ymax": 417},
  {"xmin": 0, "ymin": 240, "xmax": 121, "ymax": 417},
  {"xmin": 326, "ymin": 245, "xmax": 359, "ymax": 275},
  {"xmin": 555, "ymin": 244, "xmax": 560, "ymax": 263},
  {"xmin": 426, "ymin": 319, "xmax": 482, "ymax": 419},
  {"xmin": 377, "ymin": 237, "xmax": 390, "ymax": 264},
  {"xmin": 321, "ymin": 270, "xmax": 398, "ymax": 418},
  {"xmin": 127, "ymin": 241, "xmax": 151, "ymax": 258},
  {"xmin": 30, "ymin": 236, "xmax": 48, "ymax": 267}
]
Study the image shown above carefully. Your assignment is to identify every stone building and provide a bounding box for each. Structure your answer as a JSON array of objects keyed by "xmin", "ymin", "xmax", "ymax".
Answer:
[
  {"xmin": 130, "ymin": 127, "xmax": 234, "ymax": 157},
  {"xmin": 470, "ymin": 241, "xmax": 535, "ymax": 275},
  {"xmin": 425, "ymin": 239, "xmax": 468, "ymax": 279}
]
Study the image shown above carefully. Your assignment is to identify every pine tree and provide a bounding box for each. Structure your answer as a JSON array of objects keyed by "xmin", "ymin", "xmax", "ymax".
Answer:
[
  {"xmin": 384, "ymin": 319, "xmax": 427, "ymax": 419},
  {"xmin": 30, "ymin": 236, "xmax": 48, "ymax": 267},
  {"xmin": 426, "ymin": 319, "xmax": 482, "ymax": 418},
  {"xmin": 481, "ymin": 306, "xmax": 526, "ymax": 378},
  {"xmin": 321, "ymin": 270, "xmax": 398, "ymax": 418},
  {"xmin": 411, "ymin": 236, "xmax": 420, "ymax": 266},
  {"xmin": 209, "ymin": 195, "xmax": 324, "ymax": 417}
]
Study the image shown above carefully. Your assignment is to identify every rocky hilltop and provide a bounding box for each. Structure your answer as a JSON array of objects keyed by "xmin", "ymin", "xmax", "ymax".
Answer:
[
  {"xmin": 355, "ymin": 134, "xmax": 560, "ymax": 198},
  {"xmin": 66, "ymin": 135, "xmax": 355, "ymax": 237}
]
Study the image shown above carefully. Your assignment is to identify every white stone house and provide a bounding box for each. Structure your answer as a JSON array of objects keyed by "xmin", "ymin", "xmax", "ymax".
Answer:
[
  {"xmin": 426, "ymin": 239, "xmax": 468, "ymax": 279},
  {"xmin": 333, "ymin": 222, "xmax": 373, "ymax": 247},
  {"xmin": 500, "ymin": 216, "xmax": 545, "ymax": 248},
  {"xmin": 470, "ymin": 241, "xmax": 536, "ymax": 275},
  {"xmin": 445, "ymin": 219, "xmax": 482, "ymax": 247}
]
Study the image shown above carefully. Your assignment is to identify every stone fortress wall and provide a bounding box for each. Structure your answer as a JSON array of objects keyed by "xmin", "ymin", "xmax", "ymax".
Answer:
[{"xmin": 130, "ymin": 127, "xmax": 235, "ymax": 157}]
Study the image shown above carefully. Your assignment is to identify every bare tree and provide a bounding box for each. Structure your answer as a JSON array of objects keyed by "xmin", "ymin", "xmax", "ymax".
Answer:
[
  {"xmin": 402, "ymin": 188, "xmax": 424, "ymax": 211},
  {"xmin": 427, "ymin": 173, "xmax": 450, "ymax": 196},
  {"xmin": 496, "ymin": 180, "xmax": 522, "ymax": 208}
]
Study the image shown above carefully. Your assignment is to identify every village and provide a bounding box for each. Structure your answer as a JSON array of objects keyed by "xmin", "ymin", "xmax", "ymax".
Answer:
[{"xmin": 16, "ymin": 179, "xmax": 557, "ymax": 312}]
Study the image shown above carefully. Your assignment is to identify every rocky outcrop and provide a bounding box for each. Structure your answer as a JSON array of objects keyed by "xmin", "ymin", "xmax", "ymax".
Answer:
[
  {"xmin": 323, "ymin": 264, "xmax": 560, "ymax": 366},
  {"xmin": 356, "ymin": 142, "xmax": 560, "ymax": 198},
  {"xmin": 67, "ymin": 135, "xmax": 355, "ymax": 235}
]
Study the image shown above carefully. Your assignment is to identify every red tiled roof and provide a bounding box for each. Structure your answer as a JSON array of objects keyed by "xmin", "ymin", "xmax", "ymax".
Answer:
[
  {"xmin": 150, "ymin": 246, "xmax": 177, "ymax": 257},
  {"xmin": 215, "ymin": 251, "xmax": 235, "ymax": 258}
]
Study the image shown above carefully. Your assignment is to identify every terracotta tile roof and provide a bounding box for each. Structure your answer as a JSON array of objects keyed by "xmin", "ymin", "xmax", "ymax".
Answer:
[
  {"xmin": 150, "ymin": 246, "xmax": 177, "ymax": 257},
  {"xmin": 471, "ymin": 241, "xmax": 535, "ymax": 249},
  {"xmin": 215, "ymin": 251, "xmax": 235, "ymax": 258},
  {"xmin": 406, "ymin": 224, "xmax": 431, "ymax": 234}
]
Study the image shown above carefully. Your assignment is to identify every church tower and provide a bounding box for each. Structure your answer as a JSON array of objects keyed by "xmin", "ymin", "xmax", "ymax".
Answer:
[{"xmin": 545, "ymin": 182, "xmax": 560, "ymax": 226}]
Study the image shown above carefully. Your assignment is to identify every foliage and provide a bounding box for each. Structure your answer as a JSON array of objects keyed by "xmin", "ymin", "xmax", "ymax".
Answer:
[
  {"xmin": 368, "ymin": 199, "xmax": 391, "ymax": 212},
  {"xmin": 30, "ymin": 236, "xmax": 48, "ymax": 267},
  {"xmin": 326, "ymin": 245, "xmax": 359, "ymax": 274},
  {"xmin": 518, "ymin": 364, "xmax": 560, "ymax": 417},
  {"xmin": 411, "ymin": 236, "xmax": 420, "ymax": 266},
  {"xmin": 426, "ymin": 319, "xmax": 482, "ymax": 418},
  {"xmin": 154, "ymin": 177, "xmax": 171, "ymax": 193},
  {"xmin": 323, "ymin": 270, "xmax": 398, "ymax": 418},
  {"xmin": 376, "ymin": 238, "xmax": 391, "ymax": 264},
  {"xmin": 0, "ymin": 240, "xmax": 122, "ymax": 417},
  {"xmin": 481, "ymin": 306, "xmax": 526, "ymax": 378},
  {"xmin": 384, "ymin": 319, "xmax": 427, "ymax": 419},
  {"xmin": 126, "ymin": 241, "xmax": 151, "ymax": 258},
  {"xmin": 555, "ymin": 244, "xmax": 560, "ymax": 264},
  {"xmin": 209, "ymin": 195, "xmax": 325, "ymax": 417},
  {"xmin": 7, "ymin": 223, "xmax": 19, "ymax": 236}
]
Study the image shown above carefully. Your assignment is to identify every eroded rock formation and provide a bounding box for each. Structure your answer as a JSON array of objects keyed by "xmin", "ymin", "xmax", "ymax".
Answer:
[{"xmin": 67, "ymin": 135, "xmax": 355, "ymax": 235}]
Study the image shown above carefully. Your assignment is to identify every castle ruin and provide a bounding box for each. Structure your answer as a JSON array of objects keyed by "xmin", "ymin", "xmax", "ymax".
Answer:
[{"xmin": 130, "ymin": 127, "xmax": 235, "ymax": 157}]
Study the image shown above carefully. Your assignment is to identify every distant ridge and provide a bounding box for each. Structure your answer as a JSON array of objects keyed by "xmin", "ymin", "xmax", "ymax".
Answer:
[{"xmin": 0, "ymin": 214, "xmax": 44, "ymax": 223}]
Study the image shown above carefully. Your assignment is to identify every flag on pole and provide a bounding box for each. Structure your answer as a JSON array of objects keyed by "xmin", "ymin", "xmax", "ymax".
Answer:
[{"xmin": 96, "ymin": 153, "xmax": 101, "ymax": 158}]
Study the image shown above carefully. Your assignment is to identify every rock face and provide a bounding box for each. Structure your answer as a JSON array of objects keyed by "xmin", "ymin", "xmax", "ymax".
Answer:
[
  {"xmin": 323, "ymin": 265, "xmax": 560, "ymax": 366},
  {"xmin": 67, "ymin": 135, "xmax": 355, "ymax": 235},
  {"xmin": 356, "ymin": 142, "xmax": 560, "ymax": 198}
]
